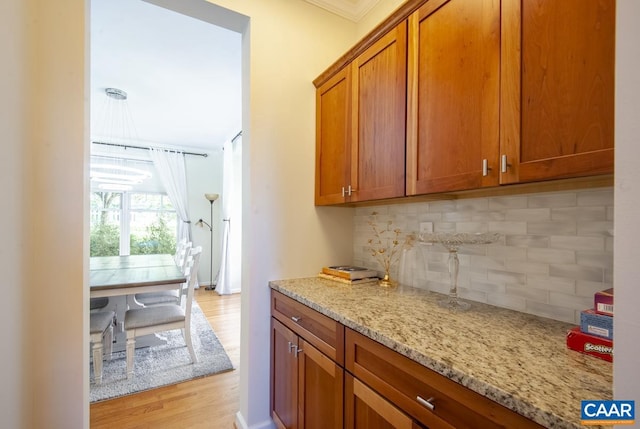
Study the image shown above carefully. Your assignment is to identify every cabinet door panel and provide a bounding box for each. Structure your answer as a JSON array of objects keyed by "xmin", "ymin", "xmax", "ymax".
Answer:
[
  {"xmin": 351, "ymin": 21, "xmax": 407, "ymax": 202},
  {"xmin": 501, "ymin": 0, "xmax": 615, "ymax": 183},
  {"xmin": 316, "ymin": 67, "xmax": 352, "ymax": 205},
  {"xmin": 407, "ymin": 0, "xmax": 500, "ymax": 195},
  {"xmin": 272, "ymin": 319, "xmax": 298, "ymax": 429},
  {"xmin": 298, "ymin": 339, "xmax": 343, "ymax": 429},
  {"xmin": 346, "ymin": 374, "xmax": 420, "ymax": 429}
]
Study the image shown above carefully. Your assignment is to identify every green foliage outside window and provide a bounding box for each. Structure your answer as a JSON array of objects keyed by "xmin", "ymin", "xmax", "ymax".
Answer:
[
  {"xmin": 90, "ymin": 191, "xmax": 177, "ymax": 257},
  {"xmin": 90, "ymin": 223, "xmax": 120, "ymax": 257},
  {"xmin": 130, "ymin": 215, "xmax": 177, "ymax": 255}
]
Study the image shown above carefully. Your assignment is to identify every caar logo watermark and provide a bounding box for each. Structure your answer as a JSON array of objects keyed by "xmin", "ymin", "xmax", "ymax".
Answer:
[{"xmin": 581, "ymin": 400, "xmax": 635, "ymax": 425}]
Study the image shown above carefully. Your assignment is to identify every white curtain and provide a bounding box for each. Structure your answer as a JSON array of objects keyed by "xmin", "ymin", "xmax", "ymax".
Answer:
[
  {"xmin": 217, "ymin": 136, "xmax": 241, "ymax": 295},
  {"xmin": 148, "ymin": 148, "xmax": 191, "ymax": 244}
]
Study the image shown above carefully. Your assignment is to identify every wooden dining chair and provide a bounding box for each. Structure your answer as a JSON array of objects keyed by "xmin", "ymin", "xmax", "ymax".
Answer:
[
  {"xmin": 90, "ymin": 310, "xmax": 115, "ymax": 384},
  {"xmin": 134, "ymin": 244, "xmax": 196, "ymax": 307},
  {"xmin": 124, "ymin": 246, "xmax": 202, "ymax": 378}
]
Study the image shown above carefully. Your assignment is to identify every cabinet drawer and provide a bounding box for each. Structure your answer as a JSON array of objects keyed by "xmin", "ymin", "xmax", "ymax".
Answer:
[
  {"xmin": 345, "ymin": 328, "xmax": 543, "ymax": 429},
  {"xmin": 271, "ymin": 290, "xmax": 344, "ymax": 365}
]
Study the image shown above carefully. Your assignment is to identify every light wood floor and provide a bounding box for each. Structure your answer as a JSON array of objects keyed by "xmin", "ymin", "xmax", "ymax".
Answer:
[{"xmin": 90, "ymin": 289, "xmax": 241, "ymax": 428}]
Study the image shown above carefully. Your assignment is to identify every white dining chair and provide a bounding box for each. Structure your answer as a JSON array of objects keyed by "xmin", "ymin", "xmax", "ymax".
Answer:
[
  {"xmin": 173, "ymin": 238, "xmax": 187, "ymax": 264},
  {"xmin": 90, "ymin": 310, "xmax": 115, "ymax": 384},
  {"xmin": 124, "ymin": 246, "xmax": 202, "ymax": 378},
  {"xmin": 134, "ymin": 244, "xmax": 197, "ymax": 307},
  {"xmin": 90, "ymin": 297, "xmax": 109, "ymax": 311}
]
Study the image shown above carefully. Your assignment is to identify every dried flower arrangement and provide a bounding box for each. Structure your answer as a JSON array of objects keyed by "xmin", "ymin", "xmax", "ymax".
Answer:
[{"xmin": 366, "ymin": 211, "xmax": 413, "ymax": 287}]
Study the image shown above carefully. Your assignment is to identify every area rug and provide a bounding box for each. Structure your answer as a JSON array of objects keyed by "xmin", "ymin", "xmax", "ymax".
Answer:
[{"xmin": 90, "ymin": 302, "xmax": 234, "ymax": 403}]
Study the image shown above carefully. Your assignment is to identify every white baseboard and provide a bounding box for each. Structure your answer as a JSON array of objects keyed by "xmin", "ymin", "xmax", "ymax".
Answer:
[{"xmin": 234, "ymin": 412, "xmax": 275, "ymax": 429}]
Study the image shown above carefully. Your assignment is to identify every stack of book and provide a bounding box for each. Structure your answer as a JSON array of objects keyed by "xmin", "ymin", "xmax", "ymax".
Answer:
[
  {"xmin": 318, "ymin": 265, "xmax": 379, "ymax": 285},
  {"xmin": 566, "ymin": 288, "xmax": 613, "ymax": 362}
]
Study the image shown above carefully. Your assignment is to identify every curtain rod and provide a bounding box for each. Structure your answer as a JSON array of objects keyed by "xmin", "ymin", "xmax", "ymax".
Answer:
[
  {"xmin": 92, "ymin": 141, "xmax": 208, "ymax": 157},
  {"xmin": 231, "ymin": 130, "xmax": 242, "ymax": 143}
]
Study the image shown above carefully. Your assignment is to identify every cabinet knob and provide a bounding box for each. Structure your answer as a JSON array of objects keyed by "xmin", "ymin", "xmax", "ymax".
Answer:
[
  {"xmin": 416, "ymin": 396, "xmax": 436, "ymax": 411},
  {"xmin": 291, "ymin": 316, "xmax": 301, "ymax": 323}
]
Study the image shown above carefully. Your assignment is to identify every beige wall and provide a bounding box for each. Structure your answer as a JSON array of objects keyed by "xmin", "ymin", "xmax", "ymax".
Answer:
[
  {"xmin": 0, "ymin": 1, "xmax": 28, "ymax": 427},
  {"xmin": 205, "ymin": 1, "xmax": 359, "ymax": 427},
  {"xmin": 1, "ymin": 0, "xmax": 88, "ymax": 427}
]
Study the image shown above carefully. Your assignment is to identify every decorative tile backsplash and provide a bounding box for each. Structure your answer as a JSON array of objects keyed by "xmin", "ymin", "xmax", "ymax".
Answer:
[{"xmin": 353, "ymin": 187, "xmax": 614, "ymax": 324}]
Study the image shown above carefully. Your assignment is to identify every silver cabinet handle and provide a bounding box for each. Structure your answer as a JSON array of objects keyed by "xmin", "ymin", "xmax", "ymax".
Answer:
[
  {"xmin": 291, "ymin": 316, "xmax": 301, "ymax": 323},
  {"xmin": 289, "ymin": 344, "xmax": 303, "ymax": 357},
  {"xmin": 341, "ymin": 186, "xmax": 346, "ymax": 197},
  {"xmin": 482, "ymin": 159, "xmax": 489, "ymax": 176},
  {"xmin": 347, "ymin": 185, "xmax": 352, "ymax": 196},
  {"xmin": 416, "ymin": 396, "xmax": 436, "ymax": 411},
  {"xmin": 501, "ymin": 154, "xmax": 508, "ymax": 173}
]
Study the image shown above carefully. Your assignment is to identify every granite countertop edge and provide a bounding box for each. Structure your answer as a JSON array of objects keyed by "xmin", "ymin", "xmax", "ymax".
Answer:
[{"xmin": 269, "ymin": 278, "xmax": 613, "ymax": 429}]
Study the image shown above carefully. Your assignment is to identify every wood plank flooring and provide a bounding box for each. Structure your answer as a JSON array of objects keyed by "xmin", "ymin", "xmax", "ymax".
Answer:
[{"xmin": 90, "ymin": 289, "xmax": 241, "ymax": 428}]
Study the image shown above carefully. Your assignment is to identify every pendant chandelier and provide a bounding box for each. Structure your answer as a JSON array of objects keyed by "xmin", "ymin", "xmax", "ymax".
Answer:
[{"xmin": 91, "ymin": 88, "xmax": 152, "ymax": 191}]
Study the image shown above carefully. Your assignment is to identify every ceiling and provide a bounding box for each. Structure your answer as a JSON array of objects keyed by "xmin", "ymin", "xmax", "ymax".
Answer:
[
  {"xmin": 90, "ymin": 0, "xmax": 242, "ymax": 152},
  {"xmin": 90, "ymin": 0, "xmax": 378, "ymax": 153}
]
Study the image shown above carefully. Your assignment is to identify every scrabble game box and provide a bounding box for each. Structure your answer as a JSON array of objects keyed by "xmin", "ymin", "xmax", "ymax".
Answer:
[{"xmin": 566, "ymin": 326, "xmax": 613, "ymax": 362}]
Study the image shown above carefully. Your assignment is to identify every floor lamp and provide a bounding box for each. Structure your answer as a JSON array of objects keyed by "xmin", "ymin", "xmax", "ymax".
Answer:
[{"xmin": 196, "ymin": 193, "xmax": 219, "ymax": 290}]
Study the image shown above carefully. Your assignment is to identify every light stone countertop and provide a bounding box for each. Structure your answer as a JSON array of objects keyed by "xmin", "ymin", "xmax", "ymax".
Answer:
[{"xmin": 269, "ymin": 277, "xmax": 613, "ymax": 429}]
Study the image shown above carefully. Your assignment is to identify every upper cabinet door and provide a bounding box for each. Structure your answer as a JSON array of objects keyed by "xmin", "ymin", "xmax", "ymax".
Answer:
[
  {"xmin": 350, "ymin": 21, "xmax": 408, "ymax": 202},
  {"xmin": 407, "ymin": 0, "xmax": 501, "ymax": 195},
  {"xmin": 315, "ymin": 66, "xmax": 352, "ymax": 205},
  {"xmin": 500, "ymin": 0, "xmax": 615, "ymax": 184}
]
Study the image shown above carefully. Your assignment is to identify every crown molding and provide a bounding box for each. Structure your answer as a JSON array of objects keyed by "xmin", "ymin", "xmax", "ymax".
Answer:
[{"xmin": 304, "ymin": 0, "xmax": 381, "ymax": 22}]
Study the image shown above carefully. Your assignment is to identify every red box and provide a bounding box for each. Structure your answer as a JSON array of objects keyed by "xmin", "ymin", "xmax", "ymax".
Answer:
[
  {"xmin": 594, "ymin": 288, "xmax": 614, "ymax": 316},
  {"xmin": 566, "ymin": 327, "xmax": 613, "ymax": 362}
]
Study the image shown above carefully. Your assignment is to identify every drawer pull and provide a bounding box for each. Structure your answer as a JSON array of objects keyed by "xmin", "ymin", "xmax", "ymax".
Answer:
[
  {"xmin": 417, "ymin": 396, "xmax": 436, "ymax": 411},
  {"xmin": 482, "ymin": 159, "xmax": 490, "ymax": 176},
  {"xmin": 291, "ymin": 316, "xmax": 301, "ymax": 323}
]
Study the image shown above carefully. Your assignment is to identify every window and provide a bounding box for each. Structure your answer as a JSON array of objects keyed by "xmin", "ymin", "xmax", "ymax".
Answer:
[{"xmin": 90, "ymin": 191, "xmax": 177, "ymax": 257}]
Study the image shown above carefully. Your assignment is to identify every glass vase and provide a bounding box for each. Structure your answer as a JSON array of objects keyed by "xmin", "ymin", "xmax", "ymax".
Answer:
[{"xmin": 419, "ymin": 232, "xmax": 500, "ymax": 311}]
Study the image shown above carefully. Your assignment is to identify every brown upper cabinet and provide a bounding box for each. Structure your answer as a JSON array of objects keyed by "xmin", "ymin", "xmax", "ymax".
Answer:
[
  {"xmin": 314, "ymin": 0, "xmax": 615, "ymax": 205},
  {"xmin": 406, "ymin": 0, "xmax": 501, "ymax": 195},
  {"xmin": 315, "ymin": 66, "xmax": 352, "ymax": 205},
  {"xmin": 315, "ymin": 22, "xmax": 407, "ymax": 205},
  {"xmin": 500, "ymin": 0, "xmax": 615, "ymax": 184}
]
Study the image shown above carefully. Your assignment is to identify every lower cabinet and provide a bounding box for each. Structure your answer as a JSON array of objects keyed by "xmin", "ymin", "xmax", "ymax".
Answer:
[
  {"xmin": 345, "ymin": 373, "xmax": 424, "ymax": 429},
  {"xmin": 271, "ymin": 318, "xmax": 344, "ymax": 429},
  {"xmin": 271, "ymin": 318, "xmax": 298, "ymax": 428},
  {"xmin": 271, "ymin": 290, "xmax": 344, "ymax": 429},
  {"xmin": 271, "ymin": 290, "xmax": 544, "ymax": 429}
]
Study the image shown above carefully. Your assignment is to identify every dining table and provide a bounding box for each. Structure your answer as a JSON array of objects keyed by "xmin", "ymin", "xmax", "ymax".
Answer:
[{"xmin": 90, "ymin": 254, "xmax": 187, "ymax": 350}]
